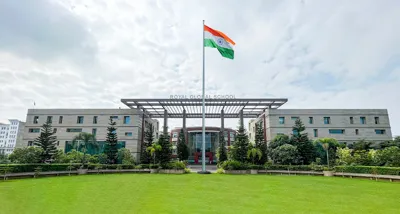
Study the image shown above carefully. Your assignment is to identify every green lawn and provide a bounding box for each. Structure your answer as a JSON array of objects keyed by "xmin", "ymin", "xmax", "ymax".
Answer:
[{"xmin": 1, "ymin": 174, "xmax": 399, "ymax": 214}]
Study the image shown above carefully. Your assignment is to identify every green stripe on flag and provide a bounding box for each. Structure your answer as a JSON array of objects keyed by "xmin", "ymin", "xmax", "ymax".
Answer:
[{"xmin": 204, "ymin": 39, "xmax": 234, "ymax": 59}]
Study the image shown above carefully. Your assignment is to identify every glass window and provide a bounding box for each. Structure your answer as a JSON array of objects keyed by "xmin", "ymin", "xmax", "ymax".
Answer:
[
  {"xmin": 112, "ymin": 130, "xmax": 116, "ymax": 134},
  {"xmin": 33, "ymin": 116, "xmax": 39, "ymax": 124},
  {"xmin": 279, "ymin": 117, "xmax": 285, "ymax": 124},
  {"xmin": 47, "ymin": 116, "xmax": 52, "ymax": 123},
  {"xmin": 77, "ymin": 116, "xmax": 84, "ymax": 124},
  {"xmin": 374, "ymin": 117, "xmax": 379, "ymax": 124},
  {"xmin": 57, "ymin": 141, "xmax": 60, "ymax": 146},
  {"xmin": 360, "ymin": 117, "xmax": 366, "ymax": 124},
  {"xmin": 28, "ymin": 141, "xmax": 33, "ymax": 146},
  {"xmin": 350, "ymin": 117, "xmax": 354, "ymax": 124},
  {"xmin": 375, "ymin": 129, "xmax": 385, "ymax": 135},
  {"xmin": 53, "ymin": 128, "xmax": 57, "ymax": 133},
  {"xmin": 92, "ymin": 128, "xmax": 97, "ymax": 136},
  {"xmin": 291, "ymin": 116, "xmax": 299, "ymax": 120},
  {"xmin": 110, "ymin": 116, "xmax": 118, "ymax": 119},
  {"xmin": 313, "ymin": 129, "xmax": 318, "ymax": 137},
  {"xmin": 93, "ymin": 116, "xmax": 98, "ymax": 124},
  {"xmin": 66, "ymin": 128, "xmax": 82, "ymax": 133},
  {"xmin": 324, "ymin": 117, "xmax": 331, "ymax": 124},
  {"xmin": 309, "ymin": 117, "xmax": 313, "ymax": 124},
  {"xmin": 329, "ymin": 129, "xmax": 345, "ymax": 134},
  {"xmin": 125, "ymin": 132, "xmax": 133, "ymax": 136},
  {"xmin": 59, "ymin": 116, "xmax": 63, "ymax": 124},
  {"xmin": 355, "ymin": 129, "xmax": 359, "ymax": 135},
  {"xmin": 29, "ymin": 128, "xmax": 40, "ymax": 133},
  {"xmin": 172, "ymin": 132, "xmax": 178, "ymax": 138},
  {"xmin": 293, "ymin": 130, "xmax": 299, "ymax": 135},
  {"xmin": 123, "ymin": 116, "xmax": 131, "ymax": 124}
]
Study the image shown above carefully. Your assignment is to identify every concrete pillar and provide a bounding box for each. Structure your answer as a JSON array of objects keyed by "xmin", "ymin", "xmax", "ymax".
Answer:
[
  {"xmin": 183, "ymin": 109, "xmax": 187, "ymax": 142},
  {"xmin": 239, "ymin": 109, "xmax": 244, "ymax": 128},
  {"xmin": 221, "ymin": 109, "xmax": 224, "ymax": 132},
  {"xmin": 163, "ymin": 110, "xmax": 168, "ymax": 135},
  {"xmin": 263, "ymin": 109, "xmax": 267, "ymax": 142}
]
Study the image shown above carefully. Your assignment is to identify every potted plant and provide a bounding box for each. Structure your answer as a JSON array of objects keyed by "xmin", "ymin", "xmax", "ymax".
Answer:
[{"xmin": 323, "ymin": 167, "xmax": 334, "ymax": 177}]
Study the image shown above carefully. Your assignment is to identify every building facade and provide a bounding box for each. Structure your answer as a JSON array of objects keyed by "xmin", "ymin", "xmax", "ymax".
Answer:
[
  {"xmin": 0, "ymin": 120, "xmax": 25, "ymax": 155},
  {"xmin": 170, "ymin": 127, "xmax": 236, "ymax": 164},
  {"xmin": 249, "ymin": 109, "xmax": 392, "ymax": 145},
  {"xmin": 21, "ymin": 109, "xmax": 159, "ymax": 160}
]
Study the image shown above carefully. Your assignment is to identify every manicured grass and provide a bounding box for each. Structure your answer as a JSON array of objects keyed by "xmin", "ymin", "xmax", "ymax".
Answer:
[{"xmin": 1, "ymin": 174, "xmax": 399, "ymax": 214}]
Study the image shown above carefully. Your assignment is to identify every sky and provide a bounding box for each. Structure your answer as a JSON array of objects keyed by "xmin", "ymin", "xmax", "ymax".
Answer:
[{"xmin": 0, "ymin": 0, "xmax": 399, "ymax": 136}]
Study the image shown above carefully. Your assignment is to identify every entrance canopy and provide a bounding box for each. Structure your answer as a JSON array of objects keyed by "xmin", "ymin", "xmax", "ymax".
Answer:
[{"xmin": 121, "ymin": 98, "xmax": 287, "ymax": 118}]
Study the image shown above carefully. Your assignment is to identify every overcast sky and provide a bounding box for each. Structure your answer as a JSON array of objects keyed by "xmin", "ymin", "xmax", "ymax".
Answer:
[{"xmin": 0, "ymin": 0, "xmax": 399, "ymax": 136}]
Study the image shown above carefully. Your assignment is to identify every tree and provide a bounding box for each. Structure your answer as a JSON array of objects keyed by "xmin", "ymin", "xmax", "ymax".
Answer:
[
  {"xmin": 336, "ymin": 147, "xmax": 354, "ymax": 165},
  {"xmin": 177, "ymin": 129, "xmax": 189, "ymax": 161},
  {"xmin": 269, "ymin": 134, "xmax": 290, "ymax": 150},
  {"xmin": 0, "ymin": 154, "xmax": 9, "ymax": 164},
  {"xmin": 290, "ymin": 118, "xmax": 315, "ymax": 165},
  {"xmin": 104, "ymin": 118, "xmax": 118, "ymax": 164},
  {"xmin": 141, "ymin": 123, "xmax": 154, "ymax": 164},
  {"xmin": 270, "ymin": 144, "xmax": 299, "ymax": 165},
  {"xmin": 254, "ymin": 123, "xmax": 268, "ymax": 165},
  {"xmin": 147, "ymin": 142, "xmax": 162, "ymax": 165},
  {"xmin": 314, "ymin": 138, "xmax": 339, "ymax": 166},
  {"xmin": 71, "ymin": 132, "xmax": 98, "ymax": 164},
  {"xmin": 8, "ymin": 147, "xmax": 43, "ymax": 163},
  {"xmin": 33, "ymin": 121, "xmax": 58, "ymax": 162},
  {"xmin": 375, "ymin": 146, "xmax": 400, "ymax": 167},
  {"xmin": 229, "ymin": 122, "xmax": 250, "ymax": 163},
  {"xmin": 118, "ymin": 148, "xmax": 135, "ymax": 165},
  {"xmin": 216, "ymin": 131, "xmax": 228, "ymax": 164},
  {"xmin": 352, "ymin": 140, "xmax": 373, "ymax": 152},
  {"xmin": 155, "ymin": 134, "xmax": 172, "ymax": 165},
  {"xmin": 247, "ymin": 146, "xmax": 262, "ymax": 165}
]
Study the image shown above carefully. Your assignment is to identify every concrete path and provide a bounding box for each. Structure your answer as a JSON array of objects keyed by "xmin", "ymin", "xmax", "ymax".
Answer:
[{"xmin": 188, "ymin": 165, "xmax": 217, "ymax": 173}]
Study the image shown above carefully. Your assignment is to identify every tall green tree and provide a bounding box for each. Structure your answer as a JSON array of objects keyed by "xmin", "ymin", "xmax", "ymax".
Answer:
[
  {"xmin": 269, "ymin": 134, "xmax": 290, "ymax": 150},
  {"xmin": 270, "ymin": 144, "xmax": 299, "ymax": 165},
  {"xmin": 118, "ymin": 148, "xmax": 135, "ymax": 165},
  {"xmin": 216, "ymin": 131, "xmax": 228, "ymax": 164},
  {"xmin": 34, "ymin": 121, "xmax": 58, "ymax": 162},
  {"xmin": 141, "ymin": 123, "xmax": 154, "ymax": 164},
  {"xmin": 104, "ymin": 118, "xmax": 118, "ymax": 164},
  {"xmin": 247, "ymin": 146, "xmax": 262, "ymax": 165},
  {"xmin": 156, "ymin": 134, "xmax": 172, "ymax": 165},
  {"xmin": 290, "ymin": 118, "xmax": 315, "ymax": 165},
  {"xmin": 230, "ymin": 122, "xmax": 250, "ymax": 163},
  {"xmin": 314, "ymin": 138, "xmax": 339, "ymax": 166},
  {"xmin": 71, "ymin": 132, "xmax": 98, "ymax": 164},
  {"xmin": 8, "ymin": 147, "xmax": 43, "ymax": 163},
  {"xmin": 147, "ymin": 143, "xmax": 162, "ymax": 165},
  {"xmin": 177, "ymin": 129, "xmax": 189, "ymax": 161},
  {"xmin": 254, "ymin": 123, "xmax": 268, "ymax": 165}
]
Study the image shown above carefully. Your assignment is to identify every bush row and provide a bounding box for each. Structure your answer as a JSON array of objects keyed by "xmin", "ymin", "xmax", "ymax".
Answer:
[{"xmin": 334, "ymin": 166, "xmax": 400, "ymax": 175}]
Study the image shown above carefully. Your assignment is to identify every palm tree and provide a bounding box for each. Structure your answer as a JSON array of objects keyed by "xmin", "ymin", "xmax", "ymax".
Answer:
[
  {"xmin": 247, "ymin": 147, "xmax": 262, "ymax": 165},
  {"xmin": 322, "ymin": 143, "xmax": 330, "ymax": 169},
  {"xmin": 146, "ymin": 143, "xmax": 162, "ymax": 165},
  {"xmin": 71, "ymin": 133, "xmax": 98, "ymax": 164}
]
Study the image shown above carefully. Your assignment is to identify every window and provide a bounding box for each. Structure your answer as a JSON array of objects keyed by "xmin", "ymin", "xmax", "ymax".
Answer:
[
  {"xmin": 350, "ymin": 117, "xmax": 354, "ymax": 124},
  {"xmin": 293, "ymin": 130, "xmax": 299, "ymax": 135},
  {"xmin": 53, "ymin": 128, "xmax": 57, "ymax": 133},
  {"xmin": 93, "ymin": 116, "xmax": 98, "ymax": 124},
  {"xmin": 33, "ymin": 116, "xmax": 39, "ymax": 124},
  {"xmin": 360, "ymin": 117, "xmax": 366, "ymax": 124},
  {"xmin": 110, "ymin": 116, "xmax": 118, "ymax": 120},
  {"xmin": 29, "ymin": 128, "xmax": 40, "ymax": 133},
  {"xmin": 77, "ymin": 116, "xmax": 84, "ymax": 124},
  {"xmin": 112, "ymin": 130, "xmax": 116, "ymax": 134},
  {"xmin": 59, "ymin": 116, "xmax": 63, "ymax": 124},
  {"xmin": 329, "ymin": 129, "xmax": 345, "ymax": 134},
  {"xmin": 172, "ymin": 132, "xmax": 178, "ymax": 138},
  {"xmin": 291, "ymin": 116, "xmax": 299, "ymax": 120},
  {"xmin": 47, "ymin": 116, "xmax": 53, "ymax": 123},
  {"xmin": 375, "ymin": 129, "xmax": 385, "ymax": 135},
  {"xmin": 355, "ymin": 129, "xmax": 359, "ymax": 135},
  {"xmin": 123, "ymin": 116, "xmax": 131, "ymax": 124},
  {"xmin": 279, "ymin": 117, "xmax": 285, "ymax": 124},
  {"xmin": 66, "ymin": 128, "xmax": 82, "ymax": 133},
  {"xmin": 92, "ymin": 128, "xmax": 97, "ymax": 136},
  {"xmin": 28, "ymin": 141, "xmax": 33, "ymax": 146},
  {"xmin": 125, "ymin": 132, "xmax": 133, "ymax": 136},
  {"xmin": 309, "ymin": 117, "xmax": 314, "ymax": 124},
  {"xmin": 57, "ymin": 141, "xmax": 60, "ymax": 146},
  {"xmin": 374, "ymin": 117, "xmax": 380, "ymax": 124},
  {"xmin": 313, "ymin": 129, "xmax": 318, "ymax": 137},
  {"xmin": 324, "ymin": 117, "xmax": 331, "ymax": 124}
]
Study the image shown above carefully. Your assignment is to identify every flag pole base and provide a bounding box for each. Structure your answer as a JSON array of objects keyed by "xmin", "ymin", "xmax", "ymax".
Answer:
[{"xmin": 197, "ymin": 171, "xmax": 211, "ymax": 174}]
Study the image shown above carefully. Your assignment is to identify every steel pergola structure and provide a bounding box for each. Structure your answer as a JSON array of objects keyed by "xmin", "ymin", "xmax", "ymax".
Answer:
[{"xmin": 120, "ymin": 98, "xmax": 288, "ymax": 119}]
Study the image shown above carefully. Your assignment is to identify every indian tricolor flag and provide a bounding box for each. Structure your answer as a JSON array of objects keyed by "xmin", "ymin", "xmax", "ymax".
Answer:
[{"xmin": 204, "ymin": 25, "xmax": 235, "ymax": 59}]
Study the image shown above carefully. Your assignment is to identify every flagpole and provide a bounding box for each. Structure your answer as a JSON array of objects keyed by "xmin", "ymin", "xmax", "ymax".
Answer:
[{"xmin": 201, "ymin": 20, "xmax": 206, "ymax": 172}]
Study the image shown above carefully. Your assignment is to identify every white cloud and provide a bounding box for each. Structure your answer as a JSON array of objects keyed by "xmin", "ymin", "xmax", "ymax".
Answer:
[{"xmin": 0, "ymin": 0, "xmax": 399, "ymax": 136}]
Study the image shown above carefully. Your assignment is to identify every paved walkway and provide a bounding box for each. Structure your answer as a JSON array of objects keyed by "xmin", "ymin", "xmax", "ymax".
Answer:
[{"xmin": 188, "ymin": 165, "xmax": 217, "ymax": 173}]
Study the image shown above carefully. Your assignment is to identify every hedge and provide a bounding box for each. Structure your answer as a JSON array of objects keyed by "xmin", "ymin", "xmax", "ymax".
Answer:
[
  {"xmin": 0, "ymin": 164, "xmax": 142, "ymax": 174},
  {"xmin": 266, "ymin": 165, "xmax": 315, "ymax": 171},
  {"xmin": 334, "ymin": 166, "xmax": 400, "ymax": 175}
]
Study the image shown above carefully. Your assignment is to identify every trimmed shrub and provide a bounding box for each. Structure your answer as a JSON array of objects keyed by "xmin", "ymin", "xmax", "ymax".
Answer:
[
  {"xmin": 249, "ymin": 165, "xmax": 264, "ymax": 170},
  {"xmin": 334, "ymin": 166, "xmax": 400, "ymax": 175},
  {"xmin": 266, "ymin": 165, "xmax": 313, "ymax": 171},
  {"xmin": 162, "ymin": 161, "xmax": 186, "ymax": 170},
  {"xmin": 220, "ymin": 160, "xmax": 248, "ymax": 170},
  {"xmin": 0, "ymin": 164, "xmax": 137, "ymax": 173}
]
